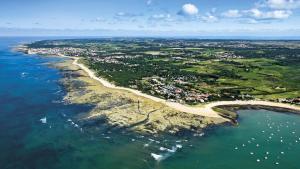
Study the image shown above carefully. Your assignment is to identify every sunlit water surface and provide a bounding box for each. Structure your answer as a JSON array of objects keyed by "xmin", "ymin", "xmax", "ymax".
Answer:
[{"xmin": 0, "ymin": 37, "xmax": 300, "ymax": 169}]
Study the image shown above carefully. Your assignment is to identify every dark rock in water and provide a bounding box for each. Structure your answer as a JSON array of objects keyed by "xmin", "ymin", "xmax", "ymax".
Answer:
[{"xmin": 80, "ymin": 115, "xmax": 108, "ymax": 128}]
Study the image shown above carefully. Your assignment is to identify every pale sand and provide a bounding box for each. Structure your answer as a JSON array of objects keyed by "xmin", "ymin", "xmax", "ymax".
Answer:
[{"xmin": 69, "ymin": 57, "xmax": 300, "ymax": 119}]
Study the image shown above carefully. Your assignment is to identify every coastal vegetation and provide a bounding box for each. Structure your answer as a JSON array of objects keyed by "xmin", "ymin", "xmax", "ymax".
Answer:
[
  {"xmin": 52, "ymin": 59, "xmax": 224, "ymax": 134},
  {"xmin": 26, "ymin": 39, "xmax": 300, "ymax": 105}
]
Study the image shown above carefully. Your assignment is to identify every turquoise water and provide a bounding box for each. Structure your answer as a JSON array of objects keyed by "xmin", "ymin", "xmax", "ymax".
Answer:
[{"xmin": 1, "ymin": 38, "xmax": 300, "ymax": 169}]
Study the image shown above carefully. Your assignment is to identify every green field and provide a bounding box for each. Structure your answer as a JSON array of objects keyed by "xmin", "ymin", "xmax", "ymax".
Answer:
[{"xmin": 26, "ymin": 39, "xmax": 300, "ymax": 103}]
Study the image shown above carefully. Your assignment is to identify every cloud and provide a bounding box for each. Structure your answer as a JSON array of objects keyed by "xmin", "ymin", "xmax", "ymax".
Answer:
[
  {"xmin": 222, "ymin": 10, "xmax": 242, "ymax": 18},
  {"xmin": 114, "ymin": 12, "xmax": 143, "ymax": 22},
  {"xmin": 245, "ymin": 8, "xmax": 292, "ymax": 19},
  {"xmin": 147, "ymin": 13, "xmax": 175, "ymax": 27},
  {"xmin": 264, "ymin": 0, "xmax": 300, "ymax": 9},
  {"xmin": 115, "ymin": 12, "xmax": 141, "ymax": 18},
  {"xmin": 149, "ymin": 14, "xmax": 172, "ymax": 20},
  {"xmin": 220, "ymin": 0, "xmax": 297, "ymax": 23},
  {"xmin": 148, "ymin": 18, "xmax": 173, "ymax": 27},
  {"xmin": 221, "ymin": 7, "xmax": 292, "ymax": 23},
  {"xmin": 91, "ymin": 17, "xmax": 107, "ymax": 22},
  {"xmin": 178, "ymin": 3, "xmax": 199, "ymax": 16},
  {"xmin": 201, "ymin": 15, "xmax": 218, "ymax": 23},
  {"xmin": 201, "ymin": 12, "xmax": 219, "ymax": 22}
]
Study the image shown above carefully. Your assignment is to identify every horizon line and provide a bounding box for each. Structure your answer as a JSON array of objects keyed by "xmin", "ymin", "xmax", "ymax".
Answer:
[{"xmin": 2, "ymin": 35, "xmax": 300, "ymax": 40}]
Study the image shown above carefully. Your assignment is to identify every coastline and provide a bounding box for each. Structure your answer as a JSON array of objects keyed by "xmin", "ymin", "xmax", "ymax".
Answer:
[
  {"xmin": 46, "ymin": 54, "xmax": 227, "ymax": 134},
  {"xmin": 70, "ymin": 56, "xmax": 300, "ymax": 117},
  {"xmin": 16, "ymin": 45, "xmax": 300, "ymax": 134}
]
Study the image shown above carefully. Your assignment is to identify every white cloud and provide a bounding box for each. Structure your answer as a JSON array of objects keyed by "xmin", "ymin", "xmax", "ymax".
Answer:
[
  {"xmin": 178, "ymin": 3, "xmax": 199, "ymax": 16},
  {"xmin": 246, "ymin": 8, "xmax": 292, "ymax": 19},
  {"xmin": 222, "ymin": 10, "xmax": 242, "ymax": 18},
  {"xmin": 265, "ymin": 0, "xmax": 300, "ymax": 9},
  {"xmin": 150, "ymin": 14, "xmax": 171, "ymax": 20},
  {"xmin": 115, "ymin": 12, "xmax": 141, "ymax": 17},
  {"xmin": 201, "ymin": 12, "xmax": 219, "ymax": 22},
  {"xmin": 147, "ymin": 13, "xmax": 175, "ymax": 27},
  {"xmin": 201, "ymin": 15, "xmax": 218, "ymax": 23}
]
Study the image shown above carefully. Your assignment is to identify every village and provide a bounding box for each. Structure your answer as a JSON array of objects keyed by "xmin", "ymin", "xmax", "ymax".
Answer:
[{"xmin": 25, "ymin": 39, "xmax": 300, "ymax": 105}]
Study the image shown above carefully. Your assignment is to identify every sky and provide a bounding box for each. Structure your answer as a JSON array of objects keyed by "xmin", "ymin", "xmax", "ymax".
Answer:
[{"xmin": 0, "ymin": 0, "xmax": 300, "ymax": 37}]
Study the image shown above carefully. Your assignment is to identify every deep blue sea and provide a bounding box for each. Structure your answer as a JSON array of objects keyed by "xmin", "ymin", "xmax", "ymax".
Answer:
[{"xmin": 1, "ymin": 37, "xmax": 300, "ymax": 169}]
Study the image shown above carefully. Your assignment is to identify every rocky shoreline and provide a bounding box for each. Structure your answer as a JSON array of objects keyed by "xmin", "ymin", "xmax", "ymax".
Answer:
[
  {"xmin": 51, "ymin": 58, "xmax": 227, "ymax": 135},
  {"xmin": 16, "ymin": 44, "xmax": 300, "ymax": 135}
]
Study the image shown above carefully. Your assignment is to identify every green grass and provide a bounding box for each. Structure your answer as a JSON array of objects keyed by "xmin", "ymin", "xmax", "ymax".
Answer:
[{"xmin": 28, "ymin": 39, "xmax": 300, "ymax": 102}]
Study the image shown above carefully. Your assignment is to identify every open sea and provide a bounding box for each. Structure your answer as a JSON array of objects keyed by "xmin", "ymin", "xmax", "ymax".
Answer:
[{"xmin": 1, "ymin": 37, "xmax": 300, "ymax": 169}]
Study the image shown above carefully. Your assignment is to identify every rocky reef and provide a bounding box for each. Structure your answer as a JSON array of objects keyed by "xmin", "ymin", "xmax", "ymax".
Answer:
[{"xmin": 53, "ymin": 58, "xmax": 226, "ymax": 135}]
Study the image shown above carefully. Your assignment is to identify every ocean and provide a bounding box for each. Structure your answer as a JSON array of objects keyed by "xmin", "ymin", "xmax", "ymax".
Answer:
[{"xmin": 0, "ymin": 37, "xmax": 300, "ymax": 169}]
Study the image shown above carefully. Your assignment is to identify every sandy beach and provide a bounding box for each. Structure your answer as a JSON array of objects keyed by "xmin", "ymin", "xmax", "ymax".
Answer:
[{"xmin": 70, "ymin": 57, "xmax": 300, "ymax": 119}]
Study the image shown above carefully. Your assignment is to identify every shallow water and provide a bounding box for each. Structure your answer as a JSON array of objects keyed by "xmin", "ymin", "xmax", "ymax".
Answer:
[{"xmin": 1, "ymin": 37, "xmax": 300, "ymax": 169}]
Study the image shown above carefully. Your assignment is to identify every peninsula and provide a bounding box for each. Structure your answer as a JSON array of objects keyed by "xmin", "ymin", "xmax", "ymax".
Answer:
[{"xmin": 17, "ymin": 39, "xmax": 300, "ymax": 134}]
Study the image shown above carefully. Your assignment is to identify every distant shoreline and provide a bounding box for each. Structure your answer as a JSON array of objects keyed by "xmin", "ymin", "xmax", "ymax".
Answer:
[{"xmin": 18, "ymin": 45, "xmax": 300, "ymax": 122}]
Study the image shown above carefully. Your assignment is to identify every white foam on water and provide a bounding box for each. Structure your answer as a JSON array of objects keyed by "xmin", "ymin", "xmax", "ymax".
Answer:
[
  {"xmin": 160, "ymin": 147, "xmax": 167, "ymax": 151},
  {"xmin": 166, "ymin": 146, "xmax": 177, "ymax": 153},
  {"xmin": 151, "ymin": 153, "xmax": 164, "ymax": 161},
  {"xmin": 152, "ymin": 145, "xmax": 180, "ymax": 162},
  {"xmin": 176, "ymin": 144, "xmax": 182, "ymax": 149},
  {"xmin": 54, "ymin": 90, "xmax": 62, "ymax": 95},
  {"xmin": 148, "ymin": 138, "xmax": 155, "ymax": 142},
  {"xmin": 40, "ymin": 117, "xmax": 47, "ymax": 124},
  {"xmin": 193, "ymin": 133, "xmax": 205, "ymax": 137},
  {"xmin": 20, "ymin": 72, "xmax": 28, "ymax": 78}
]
